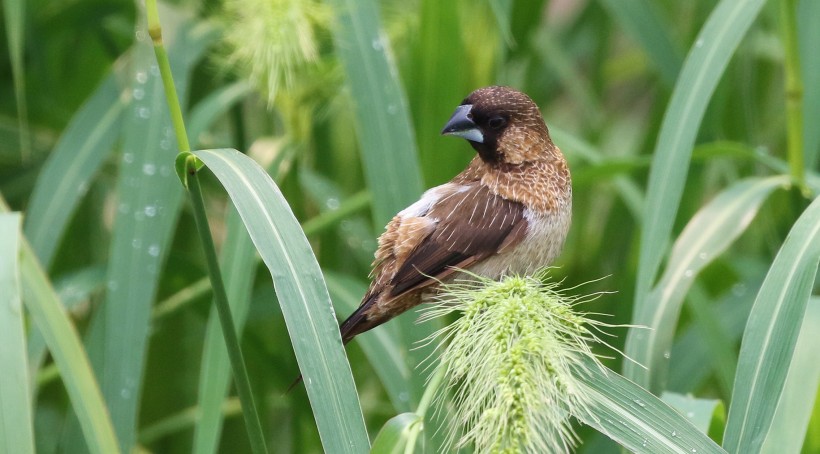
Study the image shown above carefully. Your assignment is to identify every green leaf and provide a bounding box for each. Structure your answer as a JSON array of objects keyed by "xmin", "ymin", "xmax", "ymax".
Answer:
[
  {"xmin": 724, "ymin": 195, "xmax": 820, "ymax": 452},
  {"xmin": 625, "ymin": 176, "xmax": 787, "ymax": 390},
  {"xmin": 193, "ymin": 144, "xmax": 294, "ymax": 454},
  {"xmin": 632, "ymin": 0, "xmax": 767, "ymax": 338},
  {"xmin": 192, "ymin": 148, "xmax": 369, "ymax": 453},
  {"xmin": 85, "ymin": 10, "xmax": 218, "ymax": 452},
  {"xmin": 2, "ymin": 0, "xmax": 29, "ymax": 160},
  {"xmin": 370, "ymin": 413, "xmax": 421, "ymax": 454},
  {"xmin": 577, "ymin": 365, "xmax": 727, "ymax": 454},
  {"xmin": 760, "ymin": 298, "xmax": 820, "ymax": 454},
  {"xmin": 324, "ymin": 272, "xmax": 412, "ymax": 412},
  {"xmin": 326, "ymin": 0, "xmax": 436, "ymax": 411},
  {"xmin": 0, "ymin": 213, "xmax": 34, "ymax": 454},
  {"xmin": 24, "ymin": 74, "xmax": 126, "ymax": 267},
  {"xmin": 662, "ymin": 392, "xmax": 725, "ymax": 441},
  {"xmin": 18, "ymin": 239, "xmax": 120, "ymax": 454}
]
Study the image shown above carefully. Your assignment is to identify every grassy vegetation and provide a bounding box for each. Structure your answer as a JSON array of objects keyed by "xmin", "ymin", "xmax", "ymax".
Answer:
[{"xmin": 1, "ymin": 0, "xmax": 819, "ymax": 453}]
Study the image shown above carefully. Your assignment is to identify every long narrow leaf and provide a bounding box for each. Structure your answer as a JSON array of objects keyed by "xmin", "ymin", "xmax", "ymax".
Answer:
[
  {"xmin": 86, "ymin": 10, "xmax": 218, "ymax": 451},
  {"xmin": 0, "ymin": 213, "xmax": 34, "ymax": 454},
  {"xmin": 24, "ymin": 74, "xmax": 126, "ymax": 267},
  {"xmin": 724, "ymin": 195, "xmax": 820, "ymax": 452},
  {"xmin": 625, "ymin": 176, "xmax": 787, "ymax": 390},
  {"xmin": 2, "ymin": 0, "xmax": 29, "ymax": 159},
  {"xmin": 192, "ymin": 148, "xmax": 369, "ymax": 453},
  {"xmin": 193, "ymin": 144, "xmax": 293, "ymax": 454},
  {"xmin": 577, "ymin": 365, "xmax": 727, "ymax": 454},
  {"xmin": 632, "ymin": 0, "xmax": 766, "ymax": 342},
  {"xmin": 326, "ymin": 0, "xmax": 436, "ymax": 409},
  {"xmin": 760, "ymin": 298, "xmax": 820, "ymax": 454}
]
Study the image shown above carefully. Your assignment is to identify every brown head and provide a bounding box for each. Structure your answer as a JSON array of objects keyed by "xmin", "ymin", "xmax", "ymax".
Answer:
[{"xmin": 441, "ymin": 86, "xmax": 557, "ymax": 165}]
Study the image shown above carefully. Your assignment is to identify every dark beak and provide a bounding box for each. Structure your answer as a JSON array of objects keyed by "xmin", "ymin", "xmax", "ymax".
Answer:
[{"xmin": 441, "ymin": 104, "xmax": 484, "ymax": 143}]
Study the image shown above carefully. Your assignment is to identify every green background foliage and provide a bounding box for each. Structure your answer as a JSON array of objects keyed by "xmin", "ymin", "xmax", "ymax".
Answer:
[{"xmin": 1, "ymin": 0, "xmax": 818, "ymax": 452}]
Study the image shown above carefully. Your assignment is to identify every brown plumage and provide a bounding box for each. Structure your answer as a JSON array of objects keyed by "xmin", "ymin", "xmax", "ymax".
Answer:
[{"xmin": 340, "ymin": 86, "xmax": 572, "ymax": 344}]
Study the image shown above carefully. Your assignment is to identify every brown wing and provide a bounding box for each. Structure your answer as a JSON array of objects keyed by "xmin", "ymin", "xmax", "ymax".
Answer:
[
  {"xmin": 338, "ymin": 183, "xmax": 528, "ymax": 343},
  {"xmin": 386, "ymin": 183, "xmax": 527, "ymax": 297}
]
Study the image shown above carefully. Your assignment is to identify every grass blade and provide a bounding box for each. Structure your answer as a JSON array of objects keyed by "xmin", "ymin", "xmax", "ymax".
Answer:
[
  {"xmin": 625, "ymin": 176, "xmax": 787, "ymax": 390},
  {"xmin": 327, "ymin": 0, "xmax": 423, "ymax": 228},
  {"xmin": 192, "ymin": 148, "xmax": 369, "ymax": 453},
  {"xmin": 632, "ymin": 0, "xmax": 766, "ymax": 335},
  {"xmin": 327, "ymin": 0, "xmax": 436, "ymax": 409},
  {"xmin": 662, "ymin": 392, "xmax": 725, "ymax": 440},
  {"xmin": 370, "ymin": 413, "xmax": 421, "ymax": 454},
  {"xmin": 2, "ymin": 0, "xmax": 29, "ymax": 160},
  {"xmin": 723, "ymin": 195, "xmax": 820, "ymax": 452},
  {"xmin": 577, "ymin": 365, "xmax": 727, "ymax": 454},
  {"xmin": 24, "ymin": 74, "xmax": 126, "ymax": 267},
  {"xmin": 193, "ymin": 146, "xmax": 293, "ymax": 454},
  {"xmin": 88, "ymin": 11, "xmax": 217, "ymax": 451},
  {"xmin": 0, "ymin": 213, "xmax": 34, "ymax": 454},
  {"xmin": 324, "ymin": 272, "xmax": 412, "ymax": 412},
  {"xmin": 760, "ymin": 298, "xmax": 820, "ymax": 454}
]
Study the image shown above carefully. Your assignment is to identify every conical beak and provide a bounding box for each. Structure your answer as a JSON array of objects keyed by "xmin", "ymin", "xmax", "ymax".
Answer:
[{"xmin": 441, "ymin": 104, "xmax": 484, "ymax": 143}]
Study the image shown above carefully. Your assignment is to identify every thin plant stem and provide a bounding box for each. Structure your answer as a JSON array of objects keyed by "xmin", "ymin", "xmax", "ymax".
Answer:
[
  {"xmin": 146, "ymin": 0, "xmax": 191, "ymax": 153},
  {"xmin": 144, "ymin": 0, "xmax": 268, "ymax": 452},
  {"xmin": 187, "ymin": 159, "xmax": 269, "ymax": 454},
  {"xmin": 781, "ymin": 0, "xmax": 806, "ymax": 193}
]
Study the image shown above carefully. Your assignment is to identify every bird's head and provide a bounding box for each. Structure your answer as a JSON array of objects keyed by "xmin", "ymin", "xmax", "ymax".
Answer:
[{"xmin": 441, "ymin": 86, "xmax": 555, "ymax": 165}]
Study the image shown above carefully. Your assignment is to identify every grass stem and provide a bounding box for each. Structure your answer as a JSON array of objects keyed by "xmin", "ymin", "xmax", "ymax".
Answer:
[{"xmin": 781, "ymin": 0, "xmax": 806, "ymax": 193}]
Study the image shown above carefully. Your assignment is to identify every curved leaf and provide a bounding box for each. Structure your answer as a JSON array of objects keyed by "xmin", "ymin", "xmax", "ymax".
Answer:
[
  {"xmin": 625, "ymin": 176, "xmax": 787, "ymax": 390},
  {"xmin": 577, "ymin": 365, "xmax": 727, "ymax": 454},
  {"xmin": 724, "ymin": 195, "xmax": 820, "ymax": 452},
  {"xmin": 192, "ymin": 148, "xmax": 369, "ymax": 453},
  {"xmin": 632, "ymin": 0, "xmax": 767, "ymax": 341},
  {"xmin": 0, "ymin": 213, "xmax": 34, "ymax": 454},
  {"xmin": 370, "ymin": 413, "xmax": 421, "ymax": 454}
]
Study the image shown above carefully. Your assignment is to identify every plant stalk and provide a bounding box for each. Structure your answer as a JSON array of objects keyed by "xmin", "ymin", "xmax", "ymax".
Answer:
[
  {"xmin": 187, "ymin": 161, "xmax": 269, "ymax": 454},
  {"xmin": 146, "ymin": 0, "xmax": 191, "ymax": 153},
  {"xmin": 144, "ymin": 0, "xmax": 267, "ymax": 452},
  {"xmin": 781, "ymin": 0, "xmax": 806, "ymax": 193}
]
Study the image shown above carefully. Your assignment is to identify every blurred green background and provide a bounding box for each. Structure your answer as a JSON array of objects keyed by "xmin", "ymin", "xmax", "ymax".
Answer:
[{"xmin": 1, "ymin": 0, "xmax": 818, "ymax": 452}]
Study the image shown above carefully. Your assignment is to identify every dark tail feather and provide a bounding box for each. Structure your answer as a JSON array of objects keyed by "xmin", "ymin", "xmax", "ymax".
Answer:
[{"xmin": 285, "ymin": 300, "xmax": 375, "ymax": 394}]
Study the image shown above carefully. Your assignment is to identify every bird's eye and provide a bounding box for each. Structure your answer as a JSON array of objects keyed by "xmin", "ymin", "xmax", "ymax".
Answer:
[{"xmin": 488, "ymin": 116, "xmax": 507, "ymax": 130}]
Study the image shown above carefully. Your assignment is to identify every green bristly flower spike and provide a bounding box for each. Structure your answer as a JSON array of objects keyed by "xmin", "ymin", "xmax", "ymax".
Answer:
[{"xmin": 421, "ymin": 270, "xmax": 620, "ymax": 454}]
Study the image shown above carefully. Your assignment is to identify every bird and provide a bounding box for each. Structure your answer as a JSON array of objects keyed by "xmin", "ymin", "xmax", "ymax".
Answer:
[{"xmin": 337, "ymin": 86, "xmax": 572, "ymax": 344}]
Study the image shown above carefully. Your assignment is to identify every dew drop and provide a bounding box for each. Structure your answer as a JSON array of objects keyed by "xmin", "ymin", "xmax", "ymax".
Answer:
[
  {"xmin": 135, "ymin": 71, "xmax": 148, "ymax": 84},
  {"xmin": 633, "ymin": 399, "xmax": 646, "ymax": 408},
  {"xmin": 138, "ymin": 107, "xmax": 150, "ymax": 119},
  {"xmin": 326, "ymin": 198, "xmax": 340, "ymax": 210},
  {"xmin": 731, "ymin": 283, "xmax": 746, "ymax": 296},
  {"xmin": 120, "ymin": 388, "xmax": 131, "ymax": 399},
  {"xmin": 387, "ymin": 104, "xmax": 397, "ymax": 115},
  {"xmin": 698, "ymin": 252, "xmax": 708, "ymax": 260},
  {"xmin": 159, "ymin": 138, "xmax": 170, "ymax": 150},
  {"xmin": 399, "ymin": 391, "xmax": 409, "ymax": 402},
  {"xmin": 695, "ymin": 38, "xmax": 704, "ymax": 48},
  {"xmin": 144, "ymin": 205, "xmax": 157, "ymax": 217},
  {"xmin": 692, "ymin": 449, "xmax": 697, "ymax": 453},
  {"xmin": 150, "ymin": 64, "xmax": 160, "ymax": 77},
  {"xmin": 148, "ymin": 244, "xmax": 160, "ymax": 257},
  {"xmin": 123, "ymin": 153, "xmax": 135, "ymax": 164},
  {"xmin": 142, "ymin": 163, "xmax": 156, "ymax": 175},
  {"xmin": 132, "ymin": 238, "xmax": 143, "ymax": 249},
  {"xmin": 687, "ymin": 411, "xmax": 695, "ymax": 418},
  {"xmin": 663, "ymin": 351, "xmax": 671, "ymax": 359},
  {"xmin": 135, "ymin": 30, "xmax": 146, "ymax": 42},
  {"xmin": 133, "ymin": 88, "xmax": 145, "ymax": 100},
  {"xmin": 371, "ymin": 38, "xmax": 383, "ymax": 51},
  {"xmin": 671, "ymin": 430, "xmax": 677, "ymax": 437},
  {"xmin": 684, "ymin": 269, "xmax": 694, "ymax": 278}
]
